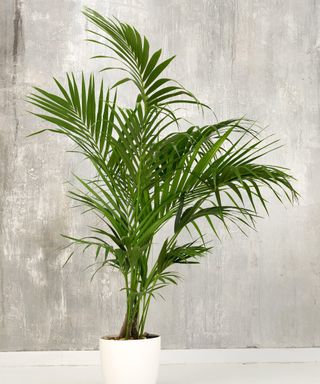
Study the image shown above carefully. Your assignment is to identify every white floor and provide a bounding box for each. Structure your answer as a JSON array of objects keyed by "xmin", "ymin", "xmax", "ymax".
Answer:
[{"xmin": 2, "ymin": 363, "xmax": 320, "ymax": 384}]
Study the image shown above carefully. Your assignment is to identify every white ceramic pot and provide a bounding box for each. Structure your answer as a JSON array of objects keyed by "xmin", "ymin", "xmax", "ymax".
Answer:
[{"xmin": 100, "ymin": 334, "xmax": 161, "ymax": 384}]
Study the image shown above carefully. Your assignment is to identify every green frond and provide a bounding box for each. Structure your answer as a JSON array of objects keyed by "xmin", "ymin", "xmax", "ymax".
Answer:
[{"xmin": 83, "ymin": 6, "xmax": 205, "ymax": 110}]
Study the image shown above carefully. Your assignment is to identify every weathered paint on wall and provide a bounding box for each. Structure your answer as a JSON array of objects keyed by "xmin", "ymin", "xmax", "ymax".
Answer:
[{"xmin": 0, "ymin": 0, "xmax": 320, "ymax": 351}]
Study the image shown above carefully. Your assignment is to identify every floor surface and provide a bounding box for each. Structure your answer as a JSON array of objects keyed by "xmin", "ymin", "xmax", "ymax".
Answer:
[{"xmin": 1, "ymin": 363, "xmax": 320, "ymax": 384}]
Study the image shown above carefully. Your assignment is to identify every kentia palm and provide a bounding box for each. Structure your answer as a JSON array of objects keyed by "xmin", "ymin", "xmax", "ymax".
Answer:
[{"xmin": 28, "ymin": 7, "xmax": 297, "ymax": 383}]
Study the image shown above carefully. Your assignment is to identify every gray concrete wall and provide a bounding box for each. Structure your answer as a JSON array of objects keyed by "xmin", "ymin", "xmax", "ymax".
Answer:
[{"xmin": 1, "ymin": 0, "xmax": 320, "ymax": 351}]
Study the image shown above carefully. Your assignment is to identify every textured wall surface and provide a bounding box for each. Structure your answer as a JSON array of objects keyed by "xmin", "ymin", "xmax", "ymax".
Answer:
[{"xmin": 0, "ymin": 0, "xmax": 320, "ymax": 351}]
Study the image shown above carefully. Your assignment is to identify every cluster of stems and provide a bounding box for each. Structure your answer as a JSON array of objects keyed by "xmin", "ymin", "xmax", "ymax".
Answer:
[{"xmin": 119, "ymin": 268, "xmax": 155, "ymax": 339}]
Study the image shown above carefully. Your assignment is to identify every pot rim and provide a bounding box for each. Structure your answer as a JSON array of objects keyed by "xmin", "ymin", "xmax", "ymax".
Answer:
[{"xmin": 100, "ymin": 334, "xmax": 160, "ymax": 342}]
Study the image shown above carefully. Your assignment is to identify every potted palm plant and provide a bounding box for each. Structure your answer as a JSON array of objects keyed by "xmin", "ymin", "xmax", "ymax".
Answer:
[{"xmin": 28, "ymin": 7, "xmax": 297, "ymax": 384}]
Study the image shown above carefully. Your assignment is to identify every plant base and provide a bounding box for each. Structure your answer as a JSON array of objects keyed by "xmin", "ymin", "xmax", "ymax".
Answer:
[{"xmin": 100, "ymin": 334, "xmax": 161, "ymax": 384}]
